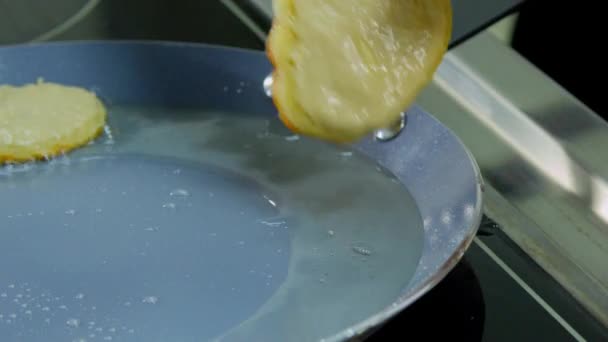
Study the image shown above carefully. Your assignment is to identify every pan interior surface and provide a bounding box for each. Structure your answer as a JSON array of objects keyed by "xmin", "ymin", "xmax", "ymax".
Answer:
[{"xmin": 0, "ymin": 104, "xmax": 425, "ymax": 341}]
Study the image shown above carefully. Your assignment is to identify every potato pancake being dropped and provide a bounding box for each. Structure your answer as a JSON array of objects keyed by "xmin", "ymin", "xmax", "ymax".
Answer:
[{"xmin": 267, "ymin": 0, "xmax": 452, "ymax": 143}]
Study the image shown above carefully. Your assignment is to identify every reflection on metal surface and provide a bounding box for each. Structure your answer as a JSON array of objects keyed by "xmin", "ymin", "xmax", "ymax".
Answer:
[
  {"xmin": 0, "ymin": 0, "xmax": 92, "ymax": 44},
  {"xmin": 247, "ymin": 0, "xmax": 274, "ymax": 15},
  {"xmin": 592, "ymin": 177, "xmax": 608, "ymax": 224},
  {"xmin": 417, "ymin": 32, "xmax": 608, "ymax": 326},
  {"xmin": 220, "ymin": 0, "xmax": 267, "ymax": 41},
  {"xmin": 1, "ymin": 1, "xmax": 266, "ymax": 50},
  {"xmin": 374, "ymin": 112, "xmax": 406, "ymax": 142},
  {"xmin": 30, "ymin": 0, "xmax": 100, "ymax": 42},
  {"xmin": 263, "ymin": 73, "xmax": 273, "ymax": 97},
  {"xmin": 435, "ymin": 54, "xmax": 582, "ymax": 196},
  {"xmin": 474, "ymin": 238, "xmax": 586, "ymax": 342},
  {"xmin": 435, "ymin": 52, "xmax": 608, "ymax": 228}
]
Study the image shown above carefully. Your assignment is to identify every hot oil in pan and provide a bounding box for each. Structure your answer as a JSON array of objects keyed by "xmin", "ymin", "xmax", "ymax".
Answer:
[{"xmin": 0, "ymin": 105, "xmax": 425, "ymax": 341}]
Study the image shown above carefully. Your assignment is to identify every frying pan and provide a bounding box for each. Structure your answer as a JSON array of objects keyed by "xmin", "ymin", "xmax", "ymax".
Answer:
[{"xmin": 0, "ymin": 41, "xmax": 483, "ymax": 342}]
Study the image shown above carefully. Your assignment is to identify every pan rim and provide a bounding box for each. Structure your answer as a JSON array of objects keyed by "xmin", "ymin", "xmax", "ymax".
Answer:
[{"xmin": 337, "ymin": 136, "xmax": 484, "ymax": 341}]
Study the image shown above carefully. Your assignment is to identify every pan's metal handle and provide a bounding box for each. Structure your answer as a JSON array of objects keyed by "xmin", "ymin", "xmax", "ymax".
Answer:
[{"xmin": 263, "ymin": 74, "xmax": 406, "ymax": 141}]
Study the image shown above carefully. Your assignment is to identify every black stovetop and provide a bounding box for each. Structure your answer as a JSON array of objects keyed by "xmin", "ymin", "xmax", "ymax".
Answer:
[
  {"xmin": 372, "ymin": 227, "xmax": 608, "ymax": 341},
  {"xmin": 1, "ymin": 1, "xmax": 606, "ymax": 341}
]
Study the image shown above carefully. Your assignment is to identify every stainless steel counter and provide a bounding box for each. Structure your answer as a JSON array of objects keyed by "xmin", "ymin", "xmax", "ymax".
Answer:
[
  {"xmin": 0, "ymin": 0, "xmax": 94, "ymax": 43},
  {"xmin": 419, "ymin": 32, "xmax": 608, "ymax": 327}
]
